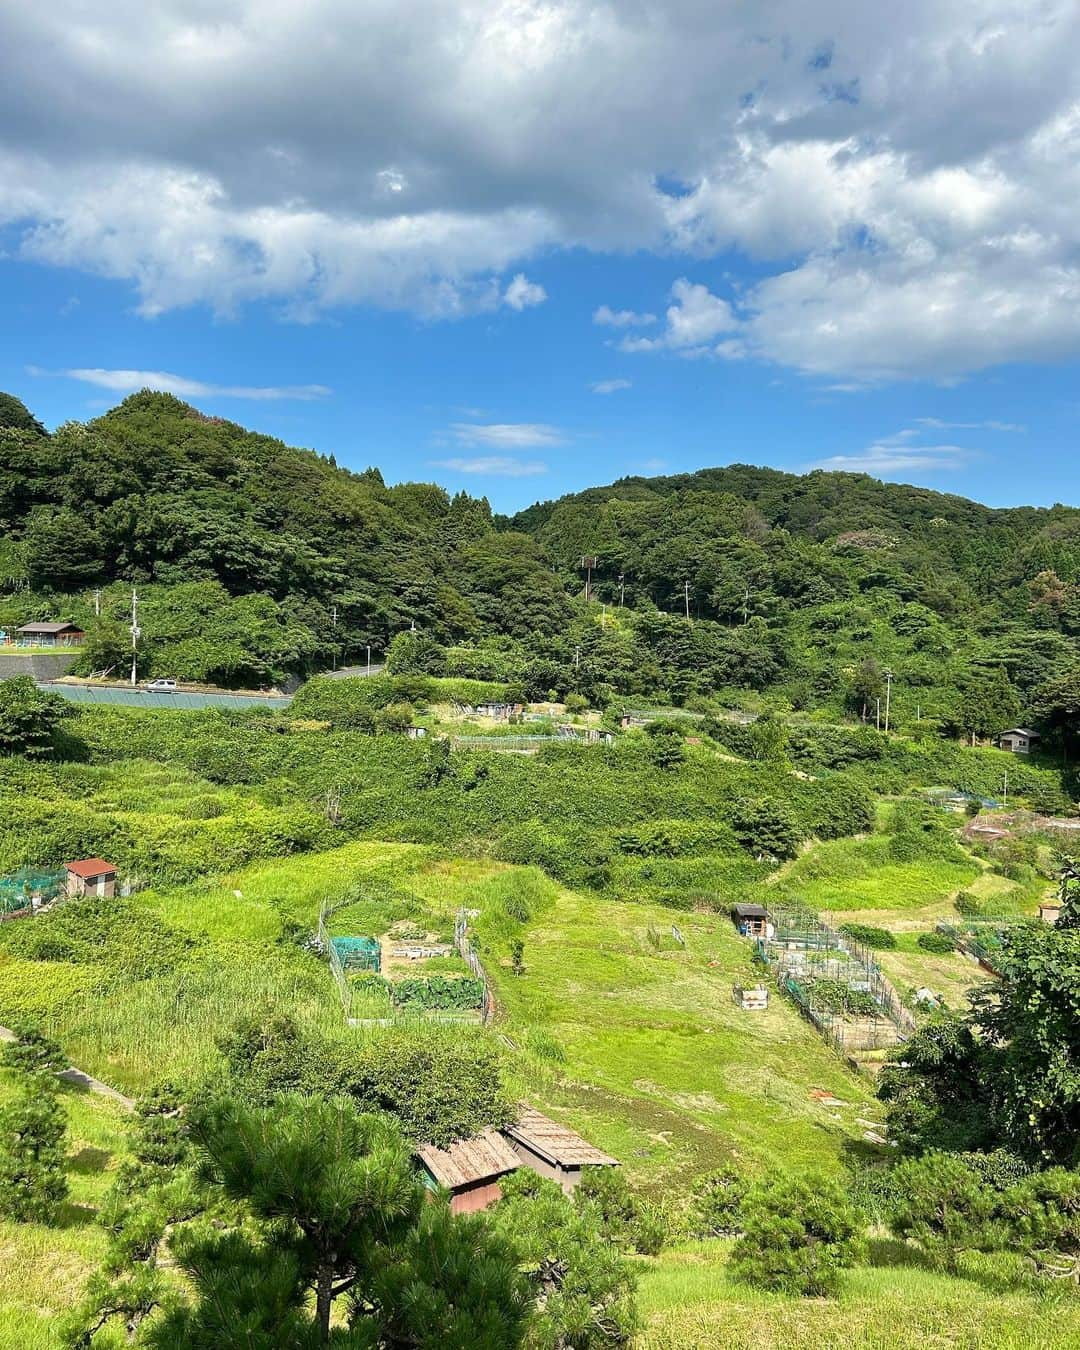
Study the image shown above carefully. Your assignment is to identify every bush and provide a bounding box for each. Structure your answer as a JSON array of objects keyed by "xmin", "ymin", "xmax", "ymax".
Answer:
[
  {"xmin": 917, "ymin": 931, "xmax": 956, "ymax": 954},
  {"xmin": 887, "ymin": 1151, "xmax": 997, "ymax": 1271},
  {"xmin": 690, "ymin": 1166, "xmax": 748, "ymax": 1238},
  {"xmin": 954, "ymin": 891, "xmax": 982, "ymax": 917},
  {"xmin": 730, "ymin": 1174, "xmax": 864, "ymax": 1297},
  {"xmin": 838, "ymin": 922, "xmax": 897, "ymax": 950}
]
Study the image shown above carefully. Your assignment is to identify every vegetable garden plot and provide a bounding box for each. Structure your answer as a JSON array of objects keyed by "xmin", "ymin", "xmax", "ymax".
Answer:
[{"xmin": 755, "ymin": 903, "xmax": 915, "ymax": 1056}]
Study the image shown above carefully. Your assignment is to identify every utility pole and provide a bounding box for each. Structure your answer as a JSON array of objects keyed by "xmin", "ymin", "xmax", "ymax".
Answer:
[
  {"xmin": 93, "ymin": 589, "xmax": 102, "ymax": 617},
  {"xmin": 330, "ymin": 604, "xmax": 338, "ymax": 672},
  {"xmin": 129, "ymin": 587, "xmax": 140, "ymax": 687},
  {"xmin": 742, "ymin": 584, "xmax": 750, "ymax": 625},
  {"xmin": 875, "ymin": 696, "xmax": 881, "ymax": 732},
  {"xmin": 574, "ymin": 645, "xmax": 581, "ymax": 672},
  {"xmin": 366, "ymin": 644, "xmax": 371, "ymax": 677},
  {"xmin": 580, "ymin": 556, "xmax": 597, "ymax": 603},
  {"xmin": 884, "ymin": 668, "xmax": 893, "ymax": 734},
  {"xmin": 618, "ymin": 573, "xmax": 625, "ymax": 607},
  {"xmin": 1002, "ymin": 770, "xmax": 1008, "ymax": 809},
  {"xmin": 683, "ymin": 579, "xmax": 690, "ymax": 620}
]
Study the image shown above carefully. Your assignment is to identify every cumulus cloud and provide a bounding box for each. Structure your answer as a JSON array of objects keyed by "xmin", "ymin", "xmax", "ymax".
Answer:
[
  {"xmin": 591, "ymin": 378, "xmax": 631, "ymax": 394},
  {"xmin": 29, "ymin": 365, "xmax": 330, "ymax": 400},
  {"xmin": 431, "ymin": 456, "xmax": 548, "ymax": 476},
  {"xmin": 593, "ymin": 306, "xmax": 656, "ymax": 329},
  {"xmin": 449, "ymin": 422, "xmax": 566, "ymax": 448},
  {"xmin": 620, "ymin": 279, "xmax": 741, "ymax": 357},
  {"xmin": 502, "ymin": 273, "xmax": 547, "ymax": 310},
  {"xmin": 6, "ymin": 3, "xmax": 1080, "ymax": 376}
]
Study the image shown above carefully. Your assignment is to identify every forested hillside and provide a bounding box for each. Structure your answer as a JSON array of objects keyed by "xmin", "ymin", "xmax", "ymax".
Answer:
[{"xmin": 2, "ymin": 389, "xmax": 1079, "ymax": 745}]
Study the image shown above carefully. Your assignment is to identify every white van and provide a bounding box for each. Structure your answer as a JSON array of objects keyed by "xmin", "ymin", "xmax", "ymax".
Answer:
[{"xmin": 144, "ymin": 678, "xmax": 178, "ymax": 692}]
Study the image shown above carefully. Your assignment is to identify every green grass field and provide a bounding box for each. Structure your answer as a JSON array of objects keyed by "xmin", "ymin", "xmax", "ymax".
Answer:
[
  {"xmin": 477, "ymin": 885, "xmax": 880, "ymax": 1183},
  {"xmin": 636, "ymin": 1241, "xmax": 1080, "ymax": 1349}
]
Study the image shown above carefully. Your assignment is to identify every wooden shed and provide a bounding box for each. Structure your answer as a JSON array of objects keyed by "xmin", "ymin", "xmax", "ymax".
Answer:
[
  {"xmin": 731, "ymin": 902, "xmax": 769, "ymax": 937},
  {"xmin": 998, "ymin": 728, "xmax": 1040, "ymax": 755},
  {"xmin": 63, "ymin": 859, "xmax": 118, "ymax": 899},
  {"xmin": 15, "ymin": 621, "xmax": 85, "ymax": 648},
  {"xmin": 416, "ymin": 1128, "xmax": 521, "ymax": 1214},
  {"xmin": 502, "ymin": 1106, "xmax": 618, "ymax": 1195}
]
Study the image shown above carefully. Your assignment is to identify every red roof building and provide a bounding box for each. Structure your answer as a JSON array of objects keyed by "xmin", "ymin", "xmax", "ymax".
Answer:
[{"xmin": 64, "ymin": 859, "xmax": 118, "ymax": 899}]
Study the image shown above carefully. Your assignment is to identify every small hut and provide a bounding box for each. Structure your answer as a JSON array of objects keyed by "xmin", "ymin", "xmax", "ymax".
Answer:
[
  {"xmin": 416, "ymin": 1129, "xmax": 521, "ymax": 1214},
  {"xmin": 63, "ymin": 859, "xmax": 118, "ymax": 899},
  {"xmin": 1039, "ymin": 901, "xmax": 1063, "ymax": 925},
  {"xmin": 998, "ymin": 728, "xmax": 1040, "ymax": 755},
  {"xmin": 15, "ymin": 621, "xmax": 85, "ymax": 648},
  {"xmin": 502, "ymin": 1106, "xmax": 618, "ymax": 1194},
  {"xmin": 731, "ymin": 903, "xmax": 769, "ymax": 938}
]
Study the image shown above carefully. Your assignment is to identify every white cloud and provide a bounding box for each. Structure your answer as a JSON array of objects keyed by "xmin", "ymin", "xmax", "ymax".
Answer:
[
  {"xmin": 6, "ymin": 3, "xmax": 1080, "ymax": 376},
  {"xmin": 449, "ymin": 422, "xmax": 566, "ymax": 448},
  {"xmin": 593, "ymin": 305, "xmax": 656, "ymax": 328},
  {"xmin": 619, "ymin": 278, "xmax": 741, "ymax": 356},
  {"xmin": 916, "ymin": 416, "xmax": 1025, "ymax": 432},
  {"xmin": 432, "ymin": 456, "xmax": 548, "ymax": 477},
  {"xmin": 590, "ymin": 378, "xmax": 631, "ymax": 394},
  {"xmin": 30, "ymin": 365, "xmax": 330, "ymax": 400},
  {"xmin": 811, "ymin": 443, "xmax": 977, "ymax": 475},
  {"xmin": 502, "ymin": 273, "xmax": 547, "ymax": 310}
]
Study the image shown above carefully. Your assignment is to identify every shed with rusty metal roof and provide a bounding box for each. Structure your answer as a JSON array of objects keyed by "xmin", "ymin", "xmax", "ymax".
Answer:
[
  {"xmin": 416, "ymin": 1128, "xmax": 521, "ymax": 1214},
  {"xmin": 502, "ymin": 1106, "xmax": 617, "ymax": 1194}
]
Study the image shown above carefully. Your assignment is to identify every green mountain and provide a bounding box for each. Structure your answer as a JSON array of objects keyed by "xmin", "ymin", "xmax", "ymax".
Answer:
[{"xmin": 1, "ymin": 391, "xmax": 1078, "ymax": 736}]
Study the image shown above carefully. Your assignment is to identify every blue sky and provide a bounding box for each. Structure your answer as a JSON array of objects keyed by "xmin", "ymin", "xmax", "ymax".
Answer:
[{"xmin": 2, "ymin": 3, "xmax": 1079, "ymax": 514}]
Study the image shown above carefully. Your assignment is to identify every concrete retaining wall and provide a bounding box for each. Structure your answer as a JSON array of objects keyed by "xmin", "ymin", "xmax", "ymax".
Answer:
[{"xmin": 0, "ymin": 653, "xmax": 79, "ymax": 681}]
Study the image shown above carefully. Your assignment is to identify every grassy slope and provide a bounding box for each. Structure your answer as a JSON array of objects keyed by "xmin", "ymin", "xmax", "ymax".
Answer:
[
  {"xmin": 0, "ymin": 1073, "xmax": 128, "ymax": 1350},
  {"xmin": 480, "ymin": 886, "xmax": 879, "ymax": 1184},
  {"xmin": 637, "ymin": 1241, "xmax": 1080, "ymax": 1350}
]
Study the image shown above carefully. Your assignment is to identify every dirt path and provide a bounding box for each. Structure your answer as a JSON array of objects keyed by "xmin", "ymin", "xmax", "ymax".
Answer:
[{"xmin": 0, "ymin": 1025, "xmax": 134, "ymax": 1111}]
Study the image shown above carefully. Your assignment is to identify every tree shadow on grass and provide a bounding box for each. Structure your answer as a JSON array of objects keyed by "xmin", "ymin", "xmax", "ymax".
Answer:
[
  {"xmin": 866, "ymin": 1236, "xmax": 937, "ymax": 1271},
  {"xmin": 55, "ymin": 1200, "xmax": 98, "ymax": 1230},
  {"xmin": 867, "ymin": 1236, "xmax": 1039, "ymax": 1296},
  {"xmin": 68, "ymin": 1144, "xmax": 111, "ymax": 1175}
]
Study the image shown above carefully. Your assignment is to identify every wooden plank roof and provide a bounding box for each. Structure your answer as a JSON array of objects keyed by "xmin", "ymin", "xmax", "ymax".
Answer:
[
  {"xmin": 416, "ymin": 1128, "xmax": 521, "ymax": 1189},
  {"xmin": 504, "ymin": 1106, "xmax": 618, "ymax": 1168}
]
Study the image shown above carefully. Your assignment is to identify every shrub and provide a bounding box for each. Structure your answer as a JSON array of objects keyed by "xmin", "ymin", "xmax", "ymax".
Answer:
[
  {"xmin": 954, "ymin": 891, "xmax": 982, "ymax": 917},
  {"xmin": 887, "ymin": 1151, "xmax": 997, "ymax": 1272},
  {"xmin": 730, "ymin": 1174, "xmax": 864, "ymax": 1297},
  {"xmin": 917, "ymin": 931, "xmax": 956, "ymax": 954},
  {"xmin": 838, "ymin": 922, "xmax": 897, "ymax": 950},
  {"xmin": 691, "ymin": 1166, "xmax": 748, "ymax": 1238}
]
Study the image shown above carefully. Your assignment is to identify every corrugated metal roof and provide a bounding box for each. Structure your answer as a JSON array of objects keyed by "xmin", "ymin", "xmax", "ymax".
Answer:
[
  {"xmin": 64, "ymin": 858, "xmax": 117, "ymax": 879},
  {"xmin": 416, "ymin": 1128, "xmax": 521, "ymax": 1189},
  {"xmin": 732, "ymin": 903, "xmax": 768, "ymax": 918},
  {"xmin": 504, "ymin": 1106, "xmax": 618, "ymax": 1168},
  {"xmin": 17, "ymin": 622, "xmax": 83, "ymax": 634}
]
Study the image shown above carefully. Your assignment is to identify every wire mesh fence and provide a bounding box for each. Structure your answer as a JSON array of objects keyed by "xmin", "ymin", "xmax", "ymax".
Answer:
[
  {"xmin": 936, "ymin": 919, "xmax": 1015, "ymax": 973},
  {"xmin": 455, "ymin": 909, "xmax": 495, "ymax": 1024},
  {"xmin": 0, "ymin": 868, "xmax": 66, "ymax": 918},
  {"xmin": 755, "ymin": 903, "xmax": 916, "ymax": 1056}
]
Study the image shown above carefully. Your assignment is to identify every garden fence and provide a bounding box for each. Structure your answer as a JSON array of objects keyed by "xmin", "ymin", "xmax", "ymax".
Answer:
[
  {"xmin": 455, "ymin": 908, "xmax": 495, "ymax": 1024},
  {"xmin": 755, "ymin": 903, "xmax": 916, "ymax": 1057}
]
